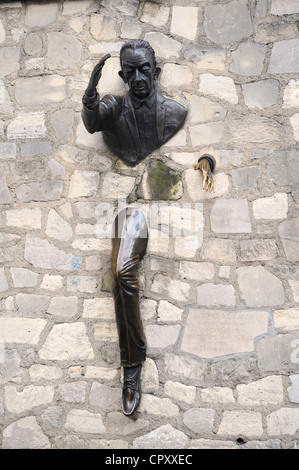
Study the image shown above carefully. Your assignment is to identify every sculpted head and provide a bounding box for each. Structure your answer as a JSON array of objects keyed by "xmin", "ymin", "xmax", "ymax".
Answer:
[{"xmin": 118, "ymin": 39, "xmax": 161, "ymax": 99}]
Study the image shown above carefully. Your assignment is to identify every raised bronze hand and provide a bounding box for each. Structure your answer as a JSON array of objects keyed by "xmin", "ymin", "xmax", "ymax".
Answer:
[
  {"xmin": 85, "ymin": 53, "xmax": 111, "ymax": 97},
  {"xmin": 194, "ymin": 157, "xmax": 215, "ymax": 193}
]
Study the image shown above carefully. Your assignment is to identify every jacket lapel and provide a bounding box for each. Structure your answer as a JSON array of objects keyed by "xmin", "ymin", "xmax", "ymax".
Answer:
[
  {"xmin": 156, "ymin": 91, "xmax": 166, "ymax": 145},
  {"xmin": 123, "ymin": 95, "xmax": 141, "ymax": 154}
]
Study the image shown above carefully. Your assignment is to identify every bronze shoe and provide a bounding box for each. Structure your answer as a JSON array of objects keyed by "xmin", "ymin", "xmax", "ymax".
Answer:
[{"xmin": 122, "ymin": 364, "xmax": 142, "ymax": 416}]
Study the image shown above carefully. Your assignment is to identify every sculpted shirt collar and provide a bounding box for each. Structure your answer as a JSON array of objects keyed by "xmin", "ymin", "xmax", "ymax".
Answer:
[{"xmin": 129, "ymin": 87, "xmax": 157, "ymax": 109}]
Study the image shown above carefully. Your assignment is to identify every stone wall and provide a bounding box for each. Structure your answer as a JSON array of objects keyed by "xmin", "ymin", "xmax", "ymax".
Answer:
[{"xmin": 0, "ymin": 0, "xmax": 299, "ymax": 450}]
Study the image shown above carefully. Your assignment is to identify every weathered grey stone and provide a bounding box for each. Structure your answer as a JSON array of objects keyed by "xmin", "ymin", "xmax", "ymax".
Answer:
[
  {"xmin": 160, "ymin": 63, "xmax": 193, "ymax": 88},
  {"xmin": 267, "ymin": 408, "xmax": 299, "ymax": 436},
  {"xmin": 181, "ymin": 309, "xmax": 268, "ymax": 358},
  {"xmin": 232, "ymin": 166, "xmax": 260, "ymax": 191},
  {"xmin": 101, "ymin": 0, "xmax": 139, "ymax": 17},
  {"xmin": 201, "ymin": 387, "xmax": 235, "ymax": 404},
  {"xmin": 184, "ymin": 94, "xmax": 227, "ymax": 125},
  {"xmin": 0, "ymin": 46, "xmax": 19, "ymax": 78},
  {"xmin": 268, "ymin": 40, "xmax": 299, "ymax": 74},
  {"xmin": 164, "ymin": 353, "xmax": 206, "ymax": 383},
  {"xmin": 140, "ymin": 2, "xmax": 169, "ymax": 26},
  {"xmin": 47, "ymin": 296, "xmax": 78, "ymax": 318},
  {"xmin": 133, "ymin": 424, "xmax": 188, "ymax": 449},
  {"xmin": 50, "ymin": 108, "xmax": 74, "ymax": 141},
  {"xmin": 24, "ymin": 32, "xmax": 42, "ymax": 55},
  {"xmin": 41, "ymin": 406, "xmax": 63, "ymax": 430},
  {"xmin": 90, "ymin": 14, "xmax": 117, "ymax": 41},
  {"xmin": 106, "ymin": 412, "xmax": 149, "ymax": 436},
  {"xmin": 283, "ymin": 80, "xmax": 299, "ymax": 108},
  {"xmin": 0, "ymin": 143, "xmax": 16, "ymax": 160},
  {"xmin": 218, "ymin": 411, "xmax": 263, "ymax": 438},
  {"xmin": 7, "ymin": 112, "xmax": 46, "ymax": 139},
  {"xmin": 58, "ymin": 382, "xmax": 86, "ymax": 403},
  {"xmin": 39, "ymin": 323, "xmax": 94, "ymax": 361},
  {"xmin": 48, "ymin": 159, "xmax": 65, "ymax": 176},
  {"xmin": 290, "ymin": 113, "xmax": 299, "ymax": 142},
  {"xmin": 145, "ymin": 325, "xmax": 181, "ymax": 349},
  {"xmin": 211, "ymin": 199, "xmax": 252, "ymax": 233},
  {"xmin": 204, "ymin": 1, "xmax": 253, "ymax": 44},
  {"xmin": 5, "ymin": 384, "xmax": 54, "ymax": 413},
  {"xmin": 230, "ymin": 42, "xmax": 267, "ymax": 76},
  {"xmin": 271, "ymin": 0, "xmax": 299, "ymax": 15},
  {"xmin": 89, "ymin": 383, "xmax": 121, "ymax": 410},
  {"xmin": 257, "ymin": 333, "xmax": 299, "ymax": 372},
  {"xmin": 240, "ymin": 239, "xmax": 278, "ymax": 261},
  {"xmin": 145, "ymin": 32, "xmax": 181, "ymax": 60},
  {"xmin": 46, "ymin": 209, "xmax": 72, "ymax": 240},
  {"xmin": 253, "ymin": 193, "xmax": 288, "ymax": 220},
  {"xmin": 10, "ymin": 268, "xmax": 38, "ymax": 288},
  {"xmin": 16, "ymin": 180, "xmax": 63, "ymax": 203},
  {"xmin": 190, "ymin": 122, "xmax": 225, "ymax": 147},
  {"xmin": 267, "ymin": 149, "xmax": 299, "ymax": 186},
  {"xmin": 67, "ymin": 276, "xmax": 98, "ymax": 294},
  {"xmin": 0, "ymin": 268, "xmax": 8, "ymax": 292},
  {"xmin": 6, "ymin": 208, "xmax": 42, "ymax": 229},
  {"xmin": 0, "ymin": 317, "xmax": 46, "ymax": 344},
  {"xmin": 287, "ymin": 375, "xmax": 299, "ymax": 404},
  {"xmin": 157, "ymin": 300, "xmax": 183, "ymax": 322},
  {"xmin": 62, "ymin": 0, "xmax": 89, "ymax": 15},
  {"xmin": 151, "ymin": 274, "xmax": 190, "ymax": 302},
  {"xmin": 0, "ymin": 168, "xmax": 12, "ymax": 204},
  {"xmin": 47, "ymin": 32, "xmax": 82, "ymax": 70},
  {"xmin": 21, "ymin": 141, "xmax": 52, "ymax": 157},
  {"xmin": 16, "ymin": 293, "xmax": 50, "ymax": 314},
  {"xmin": 197, "ymin": 283, "xmax": 235, "ymax": 307},
  {"xmin": 101, "ymin": 172, "xmax": 135, "ymax": 200},
  {"xmin": 183, "ymin": 408, "xmax": 215, "ymax": 434},
  {"xmin": 68, "ymin": 170, "xmax": 99, "ymax": 199},
  {"xmin": 164, "ymin": 381, "xmax": 196, "ymax": 405},
  {"xmin": 228, "ymin": 114, "xmax": 283, "ymax": 148},
  {"xmin": 0, "ymin": 80, "xmax": 14, "ymax": 114},
  {"xmin": 29, "ymin": 364, "xmax": 62, "ymax": 381},
  {"xmin": 25, "ymin": 3, "xmax": 57, "ymax": 27},
  {"xmin": 171, "ymin": 6, "xmax": 198, "ymax": 40},
  {"xmin": 15, "ymin": 76, "xmax": 66, "ymax": 106},
  {"xmin": 237, "ymin": 266, "xmax": 284, "ymax": 307},
  {"xmin": 2, "ymin": 417, "xmax": 51, "ymax": 449},
  {"xmin": 184, "ymin": 45, "xmax": 226, "ymax": 70},
  {"xmin": 242, "ymin": 80, "xmax": 279, "ymax": 109},
  {"xmin": 65, "ymin": 409, "xmax": 106, "ymax": 434},
  {"xmin": 140, "ymin": 394, "xmax": 180, "ymax": 418},
  {"xmin": 278, "ymin": 218, "xmax": 299, "ymax": 261},
  {"xmin": 24, "ymin": 236, "xmax": 74, "ymax": 270}
]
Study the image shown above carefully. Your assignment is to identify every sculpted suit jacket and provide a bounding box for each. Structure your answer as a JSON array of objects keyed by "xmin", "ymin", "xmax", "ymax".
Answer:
[{"xmin": 82, "ymin": 89, "xmax": 187, "ymax": 166}]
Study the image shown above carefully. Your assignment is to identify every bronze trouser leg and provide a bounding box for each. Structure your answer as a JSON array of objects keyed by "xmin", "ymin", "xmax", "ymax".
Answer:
[{"xmin": 111, "ymin": 207, "xmax": 148, "ymax": 367}]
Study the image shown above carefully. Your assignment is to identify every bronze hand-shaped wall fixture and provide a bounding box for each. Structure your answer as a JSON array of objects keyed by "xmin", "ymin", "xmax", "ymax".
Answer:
[{"xmin": 194, "ymin": 154, "xmax": 216, "ymax": 193}]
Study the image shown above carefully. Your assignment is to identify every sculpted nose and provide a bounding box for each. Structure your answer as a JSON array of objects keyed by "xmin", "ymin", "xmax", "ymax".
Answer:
[{"xmin": 134, "ymin": 69, "xmax": 141, "ymax": 81}]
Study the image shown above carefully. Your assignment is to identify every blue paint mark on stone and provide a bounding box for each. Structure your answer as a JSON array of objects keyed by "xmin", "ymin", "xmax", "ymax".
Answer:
[{"xmin": 72, "ymin": 256, "xmax": 82, "ymax": 271}]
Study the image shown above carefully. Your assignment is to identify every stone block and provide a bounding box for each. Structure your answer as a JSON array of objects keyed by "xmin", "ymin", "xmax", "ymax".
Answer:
[
  {"xmin": 210, "ymin": 199, "xmax": 252, "ymax": 233},
  {"xmin": 237, "ymin": 266, "xmax": 284, "ymax": 307},
  {"xmin": 228, "ymin": 114, "xmax": 283, "ymax": 148},
  {"xmin": 47, "ymin": 32, "xmax": 82, "ymax": 70},
  {"xmin": 184, "ymin": 45, "xmax": 226, "ymax": 70},
  {"xmin": 46, "ymin": 209, "xmax": 72, "ymax": 240},
  {"xmin": 25, "ymin": 3, "xmax": 57, "ymax": 27},
  {"xmin": 39, "ymin": 323, "xmax": 94, "ymax": 361},
  {"xmin": 268, "ymin": 40, "xmax": 299, "ymax": 74},
  {"xmin": 253, "ymin": 193, "xmax": 288, "ymax": 220},
  {"xmin": 184, "ymin": 94, "xmax": 227, "ymax": 125},
  {"xmin": 47, "ymin": 296, "xmax": 78, "ymax": 318},
  {"xmin": 201, "ymin": 238, "xmax": 236, "ymax": 264},
  {"xmin": 140, "ymin": 3, "xmax": 170, "ymax": 26},
  {"xmin": 0, "ymin": 168, "xmax": 12, "ymax": 204},
  {"xmin": 67, "ymin": 276, "xmax": 98, "ymax": 294},
  {"xmin": 89, "ymin": 383, "xmax": 121, "ymax": 410},
  {"xmin": 160, "ymin": 63, "xmax": 193, "ymax": 88},
  {"xmin": 0, "ymin": 317, "xmax": 46, "ymax": 344},
  {"xmin": 283, "ymin": 80, "xmax": 299, "ymax": 108},
  {"xmin": 90, "ymin": 15, "xmax": 116, "ymax": 41},
  {"xmin": 278, "ymin": 218, "xmax": 299, "ymax": 261},
  {"xmin": 41, "ymin": 274, "xmax": 63, "ymax": 291},
  {"xmin": 164, "ymin": 381, "xmax": 196, "ymax": 405},
  {"xmin": 204, "ymin": 0, "xmax": 252, "ymax": 43},
  {"xmin": 0, "ymin": 143, "xmax": 16, "ymax": 160},
  {"xmin": 68, "ymin": 170, "xmax": 99, "ymax": 199},
  {"xmin": 83, "ymin": 297, "xmax": 115, "ymax": 320},
  {"xmin": 290, "ymin": 113, "xmax": 299, "ymax": 142},
  {"xmin": 199, "ymin": 74, "xmax": 238, "ymax": 104},
  {"xmin": 232, "ymin": 166, "xmax": 260, "ymax": 191},
  {"xmin": 257, "ymin": 333, "xmax": 299, "ymax": 372},
  {"xmin": 179, "ymin": 261, "xmax": 214, "ymax": 281},
  {"xmin": 6, "ymin": 208, "xmax": 42, "ymax": 229},
  {"xmin": 139, "ymin": 159, "xmax": 182, "ymax": 200},
  {"xmin": 140, "ymin": 395, "xmax": 179, "ymax": 418},
  {"xmin": 237, "ymin": 376, "xmax": 284, "ymax": 405},
  {"xmin": 24, "ymin": 236, "xmax": 74, "ymax": 270},
  {"xmin": 171, "ymin": 7, "xmax": 198, "ymax": 40},
  {"xmin": 7, "ymin": 112, "xmax": 46, "ymax": 139},
  {"xmin": 181, "ymin": 309, "xmax": 268, "ymax": 358},
  {"xmin": 50, "ymin": 108, "xmax": 74, "ymax": 141},
  {"xmin": 0, "ymin": 46, "xmax": 19, "ymax": 78},
  {"xmin": 164, "ymin": 353, "xmax": 206, "ymax": 382},
  {"xmin": 274, "ymin": 309, "xmax": 299, "ymax": 331},
  {"xmin": 240, "ymin": 239, "xmax": 278, "ymax": 261},
  {"xmin": 267, "ymin": 408, "xmax": 299, "ymax": 435},
  {"xmin": 16, "ymin": 180, "xmax": 63, "ymax": 203},
  {"xmin": 21, "ymin": 141, "xmax": 52, "ymax": 157},
  {"xmin": 183, "ymin": 408, "xmax": 215, "ymax": 434},
  {"xmin": 101, "ymin": 172, "xmax": 135, "ymax": 200},
  {"xmin": 2, "ymin": 417, "xmax": 51, "ymax": 449},
  {"xmin": 267, "ymin": 149, "xmax": 299, "ymax": 186},
  {"xmin": 185, "ymin": 169, "xmax": 229, "ymax": 201},
  {"xmin": 289, "ymin": 281, "xmax": 299, "ymax": 302},
  {"xmin": 10, "ymin": 268, "xmax": 38, "ymax": 288},
  {"xmin": 16, "ymin": 293, "xmax": 50, "ymax": 314},
  {"xmin": 217, "ymin": 411, "xmax": 263, "ymax": 438},
  {"xmin": 157, "ymin": 300, "xmax": 183, "ymax": 322},
  {"xmin": 0, "ymin": 268, "xmax": 8, "ymax": 292},
  {"xmin": 0, "ymin": 80, "xmax": 14, "ymax": 114},
  {"xmin": 144, "ymin": 32, "xmax": 181, "ymax": 59},
  {"xmin": 133, "ymin": 424, "xmax": 188, "ymax": 449},
  {"xmin": 190, "ymin": 122, "xmax": 225, "ymax": 147},
  {"xmin": 15, "ymin": 76, "xmax": 66, "ymax": 105},
  {"xmin": 151, "ymin": 274, "xmax": 190, "ymax": 302},
  {"xmin": 58, "ymin": 382, "xmax": 86, "ymax": 403},
  {"xmin": 197, "ymin": 283, "xmax": 235, "ymax": 307},
  {"xmin": 5, "ymin": 384, "xmax": 54, "ymax": 413},
  {"xmin": 145, "ymin": 325, "xmax": 180, "ymax": 349},
  {"xmin": 271, "ymin": 0, "xmax": 299, "ymax": 15},
  {"xmin": 65, "ymin": 409, "xmax": 106, "ymax": 434},
  {"xmin": 29, "ymin": 364, "xmax": 62, "ymax": 381},
  {"xmin": 287, "ymin": 375, "xmax": 299, "ymax": 403},
  {"xmin": 62, "ymin": 0, "xmax": 90, "ymax": 15},
  {"xmin": 230, "ymin": 42, "xmax": 267, "ymax": 76},
  {"xmin": 201, "ymin": 387, "xmax": 235, "ymax": 404},
  {"xmin": 242, "ymin": 80, "xmax": 279, "ymax": 109}
]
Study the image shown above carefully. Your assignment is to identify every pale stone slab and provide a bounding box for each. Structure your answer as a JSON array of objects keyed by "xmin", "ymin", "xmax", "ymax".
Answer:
[
  {"xmin": 183, "ymin": 408, "xmax": 215, "ymax": 434},
  {"xmin": 278, "ymin": 218, "xmax": 299, "ymax": 261},
  {"xmin": 179, "ymin": 261, "xmax": 214, "ymax": 281},
  {"xmin": 47, "ymin": 32, "xmax": 82, "ymax": 70},
  {"xmin": 237, "ymin": 266, "xmax": 284, "ymax": 307},
  {"xmin": 0, "ymin": 46, "xmax": 19, "ymax": 78},
  {"xmin": 201, "ymin": 387, "xmax": 235, "ymax": 404},
  {"xmin": 164, "ymin": 353, "xmax": 206, "ymax": 382},
  {"xmin": 140, "ymin": 3, "xmax": 170, "ymax": 26},
  {"xmin": 267, "ymin": 408, "xmax": 299, "ymax": 435},
  {"xmin": 0, "ymin": 168, "xmax": 12, "ymax": 204},
  {"xmin": 274, "ymin": 309, "xmax": 299, "ymax": 331},
  {"xmin": 230, "ymin": 42, "xmax": 267, "ymax": 76},
  {"xmin": 139, "ymin": 395, "xmax": 179, "ymax": 418},
  {"xmin": 211, "ymin": 199, "xmax": 252, "ymax": 233},
  {"xmin": 6, "ymin": 208, "xmax": 41, "ymax": 229},
  {"xmin": 46, "ymin": 209, "xmax": 72, "ymax": 240},
  {"xmin": 268, "ymin": 39, "xmax": 299, "ymax": 74},
  {"xmin": 218, "ymin": 411, "xmax": 263, "ymax": 437},
  {"xmin": 237, "ymin": 376, "xmax": 284, "ymax": 405},
  {"xmin": 185, "ymin": 170, "xmax": 229, "ymax": 201},
  {"xmin": 157, "ymin": 300, "xmax": 183, "ymax": 322},
  {"xmin": 287, "ymin": 375, "xmax": 299, "ymax": 403},
  {"xmin": 144, "ymin": 32, "xmax": 181, "ymax": 59},
  {"xmin": 0, "ymin": 317, "xmax": 46, "ymax": 344},
  {"xmin": 2, "ymin": 417, "xmax": 51, "ymax": 449},
  {"xmin": 29, "ymin": 364, "xmax": 62, "ymax": 381},
  {"xmin": 290, "ymin": 113, "xmax": 299, "ymax": 142},
  {"xmin": 257, "ymin": 333, "xmax": 299, "ymax": 372},
  {"xmin": 201, "ymin": 238, "xmax": 236, "ymax": 264},
  {"xmin": 228, "ymin": 114, "xmax": 283, "ymax": 148},
  {"xmin": 24, "ymin": 236, "xmax": 74, "ymax": 270},
  {"xmin": 5, "ymin": 385, "xmax": 54, "ymax": 413},
  {"xmin": 171, "ymin": 7, "xmax": 198, "ymax": 40},
  {"xmin": 101, "ymin": 173, "xmax": 135, "ymax": 200},
  {"xmin": 253, "ymin": 193, "xmax": 288, "ymax": 219},
  {"xmin": 283, "ymin": 80, "xmax": 299, "ymax": 108},
  {"xmin": 65, "ymin": 409, "xmax": 106, "ymax": 434},
  {"xmin": 151, "ymin": 274, "xmax": 190, "ymax": 302},
  {"xmin": 89, "ymin": 383, "xmax": 121, "ymax": 410},
  {"xmin": 25, "ymin": 3, "xmax": 57, "ymax": 27},
  {"xmin": 7, "ymin": 112, "xmax": 46, "ymax": 139},
  {"xmin": 160, "ymin": 64, "xmax": 193, "ymax": 88},
  {"xmin": 271, "ymin": 0, "xmax": 299, "ymax": 15},
  {"xmin": 90, "ymin": 15, "xmax": 116, "ymax": 41},
  {"xmin": 197, "ymin": 283, "xmax": 235, "ymax": 307},
  {"xmin": 62, "ymin": 0, "xmax": 90, "ymax": 15},
  {"xmin": 0, "ymin": 268, "xmax": 8, "ymax": 292},
  {"xmin": 181, "ymin": 309, "xmax": 268, "ymax": 358},
  {"xmin": 39, "ymin": 323, "xmax": 94, "ymax": 361},
  {"xmin": 190, "ymin": 122, "xmax": 225, "ymax": 146},
  {"xmin": 68, "ymin": 170, "xmax": 99, "ymax": 198},
  {"xmin": 145, "ymin": 325, "xmax": 181, "ymax": 349},
  {"xmin": 83, "ymin": 297, "xmax": 114, "ymax": 319},
  {"xmin": 10, "ymin": 268, "xmax": 38, "ymax": 288},
  {"xmin": 133, "ymin": 424, "xmax": 188, "ymax": 449},
  {"xmin": 164, "ymin": 381, "xmax": 196, "ymax": 405},
  {"xmin": 199, "ymin": 74, "xmax": 238, "ymax": 104},
  {"xmin": 184, "ymin": 93, "xmax": 227, "ymax": 125},
  {"xmin": 15, "ymin": 76, "xmax": 66, "ymax": 105},
  {"xmin": 47, "ymin": 296, "xmax": 78, "ymax": 318}
]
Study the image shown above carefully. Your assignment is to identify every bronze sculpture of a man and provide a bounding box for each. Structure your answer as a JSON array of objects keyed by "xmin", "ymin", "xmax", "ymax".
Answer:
[{"xmin": 82, "ymin": 39, "xmax": 215, "ymax": 416}]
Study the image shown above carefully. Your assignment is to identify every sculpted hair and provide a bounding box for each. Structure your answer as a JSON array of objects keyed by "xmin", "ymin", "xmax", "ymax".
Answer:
[{"xmin": 120, "ymin": 39, "xmax": 157, "ymax": 67}]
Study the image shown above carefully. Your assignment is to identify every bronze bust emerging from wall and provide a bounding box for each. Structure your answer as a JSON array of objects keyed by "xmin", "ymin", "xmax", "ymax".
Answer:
[{"xmin": 82, "ymin": 39, "xmax": 215, "ymax": 417}]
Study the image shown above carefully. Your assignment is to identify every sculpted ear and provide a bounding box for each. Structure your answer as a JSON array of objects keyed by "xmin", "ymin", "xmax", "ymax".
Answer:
[
  {"xmin": 119, "ymin": 70, "xmax": 127, "ymax": 83},
  {"xmin": 154, "ymin": 67, "xmax": 161, "ymax": 81}
]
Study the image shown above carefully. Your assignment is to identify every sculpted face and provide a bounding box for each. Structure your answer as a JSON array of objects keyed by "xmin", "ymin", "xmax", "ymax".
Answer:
[{"xmin": 120, "ymin": 47, "xmax": 158, "ymax": 99}]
